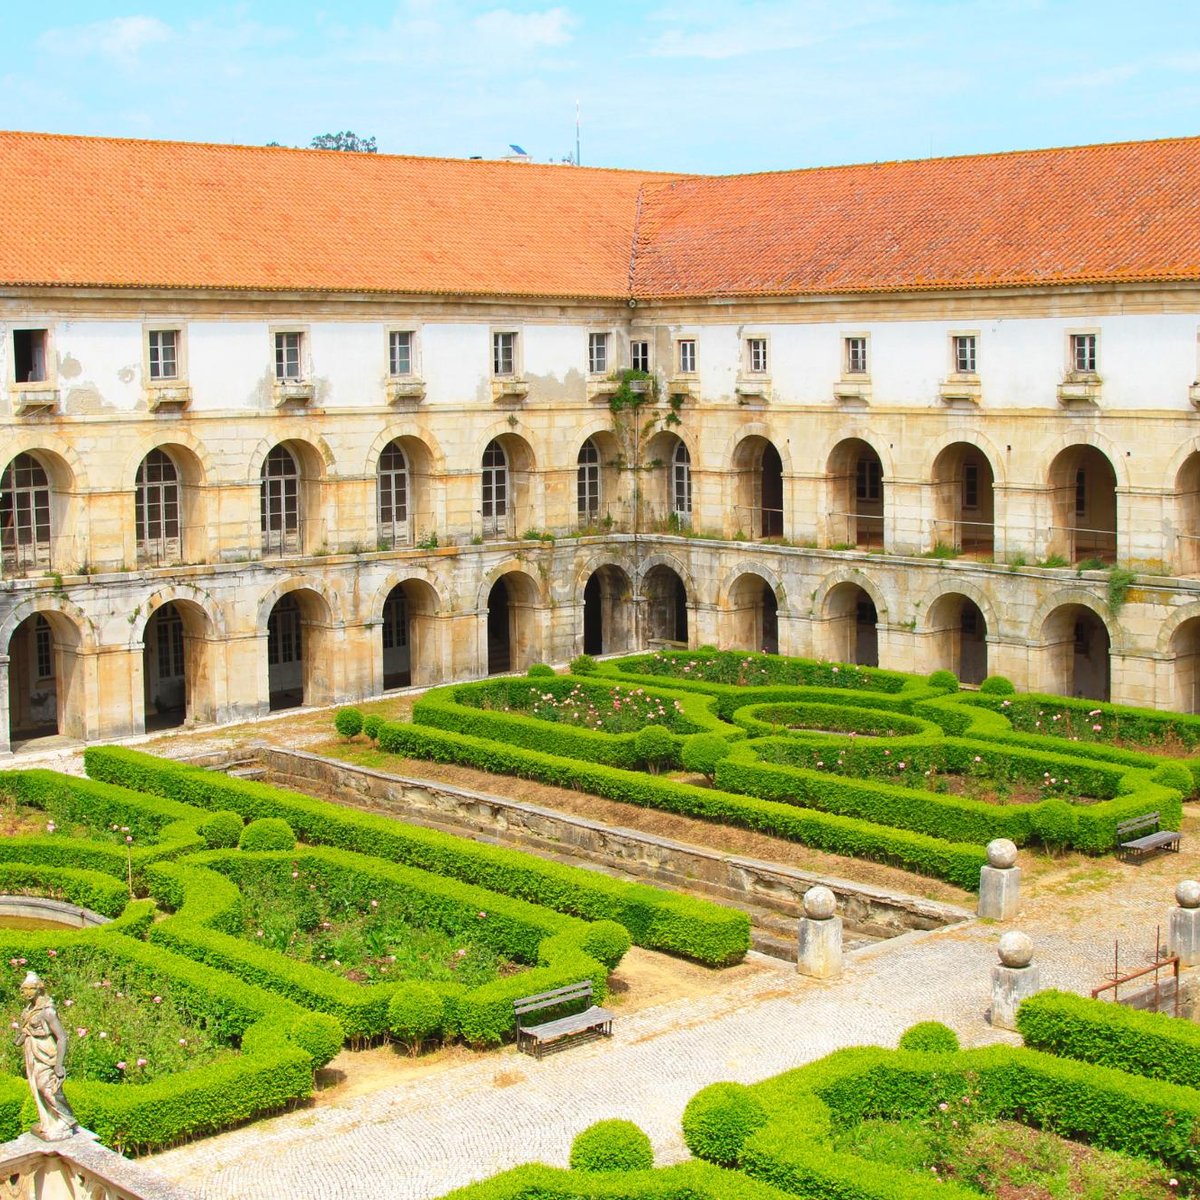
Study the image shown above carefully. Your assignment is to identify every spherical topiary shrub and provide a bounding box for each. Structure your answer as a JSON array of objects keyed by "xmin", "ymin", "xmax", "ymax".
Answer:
[
  {"xmin": 198, "ymin": 809, "xmax": 243, "ymax": 849},
  {"xmin": 570, "ymin": 654, "xmax": 598, "ymax": 675},
  {"xmin": 634, "ymin": 724, "xmax": 676, "ymax": 774},
  {"xmin": 980, "ymin": 675, "xmax": 1016, "ymax": 696},
  {"xmin": 569, "ymin": 1119, "xmax": 653, "ymax": 1173},
  {"xmin": 898, "ymin": 1021, "xmax": 960, "ymax": 1053},
  {"xmin": 1030, "ymin": 799, "xmax": 1077, "ymax": 853},
  {"xmin": 927, "ymin": 669, "xmax": 959, "ymax": 693},
  {"xmin": 362, "ymin": 713, "xmax": 383, "ymax": 743},
  {"xmin": 527, "ymin": 663, "xmax": 556, "ymax": 678},
  {"xmin": 333, "ymin": 706, "xmax": 364, "ymax": 739},
  {"xmin": 581, "ymin": 920, "xmax": 632, "ymax": 970},
  {"xmin": 680, "ymin": 734, "xmax": 732, "ymax": 782},
  {"xmin": 1151, "ymin": 763, "xmax": 1194, "ymax": 796},
  {"xmin": 681, "ymin": 1081, "xmax": 767, "ymax": 1167},
  {"xmin": 238, "ymin": 817, "xmax": 296, "ymax": 852},
  {"xmin": 290, "ymin": 1012, "xmax": 345, "ymax": 1070},
  {"xmin": 387, "ymin": 982, "xmax": 446, "ymax": 1052}
]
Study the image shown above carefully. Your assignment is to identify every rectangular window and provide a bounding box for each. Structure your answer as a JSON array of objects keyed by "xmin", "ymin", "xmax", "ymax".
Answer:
[
  {"xmin": 34, "ymin": 620, "xmax": 52, "ymax": 681},
  {"xmin": 963, "ymin": 462, "xmax": 979, "ymax": 510},
  {"xmin": 678, "ymin": 339, "xmax": 696, "ymax": 374},
  {"xmin": 389, "ymin": 331, "xmax": 414, "ymax": 376},
  {"xmin": 630, "ymin": 341, "xmax": 650, "ymax": 372},
  {"xmin": 587, "ymin": 332, "xmax": 609, "ymax": 375},
  {"xmin": 1075, "ymin": 468, "xmax": 1087, "ymax": 517},
  {"xmin": 845, "ymin": 336, "xmax": 868, "ymax": 375},
  {"xmin": 747, "ymin": 338, "xmax": 768, "ymax": 374},
  {"xmin": 13, "ymin": 330, "xmax": 48, "ymax": 383},
  {"xmin": 148, "ymin": 330, "xmax": 179, "ymax": 381},
  {"xmin": 274, "ymin": 332, "xmax": 303, "ymax": 381},
  {"xmin": 1071, "ymin": 333, "xmax": 1097, "ymax": 374},
  {"xmin": 855, "ymin": 457, "xmax": 881, "ymax": 502},
  {"xmin": 493, "ymin": 332, "xmax": 516, "ymax": 376},
  {"xmin": 953, "ymin": 334, "xmax": 977, "ymax": 375}
]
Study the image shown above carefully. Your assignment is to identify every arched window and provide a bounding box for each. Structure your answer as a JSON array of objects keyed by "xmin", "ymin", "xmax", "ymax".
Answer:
[
  {"xmin": 1, "ymin": 453, "xmax": 51, "ymax": 572},
  {"xmin": 481, "ymin": 440, "xmax": 508, "ymax": 539},
  {"xmin": 577, "ymin": 438, "xmax": 600, "ymax": 525},
  {"xmin": 135, "ymin": 448, "xmax": 181, "ymax": 565},
  {"xmin": 671, "ymin": 442, "xmax": 692, "ymax": 526},
  {"xmin": 377, "ymin": 441, "xmax": 409, "ymax": 549},
  {"xmin": 261, "ymin": 445, "xmax": 300, "ymax": 556}
]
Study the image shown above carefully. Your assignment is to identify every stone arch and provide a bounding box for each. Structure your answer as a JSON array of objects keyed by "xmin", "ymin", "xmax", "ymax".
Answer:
[
  {"xmin": 129, "ymin": 441, "xmax": 209, "ymax": 566},
  {"xmin": 730, "ymin": 434, "xmax": 785, "ymax": 539},
  {"xmin": 255, "ymin": 575, "xmax": 343, "ymax": 636},
  {"xmin": 1168, "ymin": 614, "xmax": 1200, "ymax": 714},
  {"xmin": 137, "ymin": 596, "xmax": 220, "ymax": 730},
  {"xmin": 812, "ymin": 569, "xmax": 889, "ymax": 667},
  {"xmin": 256, "ymin": 439, "xmax": 329, "ymax": 556},
  {"xmin": 1, "ymin": 447, "xmax": 80, "ymax": 574},
  {"xmin": 724, "ymin": 572, "xmax": 782, "ymax": 654},
  {"xmin": 119, "ymin": 428, "xmax": 214, "ymax": 486},
  {"xmin": 478, "ymin": 432, "xmax": 538, "ymax": 540},
  {"xmin": 642, "ymin": 429, "xmax": 696, "ymax": 530},
  {"xmin": 363, "ymin": 426, "xmax": 446, "ymax": 476},
  {"xmin": 575, "ymin": 430, "xmax": 622, "ymax": 531},
  {"xmin": 482, "ymin": 568, "xmax": 542, "ymax": 674},
  {"xmin": 1038, "ymin": 429, "xmax": 1131, "ymax": 490},
  {"xmin": 580, "ymin": 562, "xmax": 635, "ymax": 657},
  {"xmin": 1028, "ymin": 589, "xmax": 1120, "ymax": 651},
  {"xmin": 716, "ymin": 422, "xmax": 795, "ymax": 474},
  {"xmin": 922, "ymin": 590, "xmax": 990, "ymax": 685},
  {"xmin": 929, "ymin": 441, "xmax": 997, "ymax": 556},
  {"xmin": 1173, "ymin": 451, "xmax": 1200, "ymax": 575},
  {"xmin": 246, "ymin": 432, "xmax": 335, "ymax": 480},
  {"xmin": 371, "ymin": 434, "xmax": 438, "ymax": 549},
  {"xmin": 633, "ymin": 551, "xmax": 697, "ymax": 600},
  {"xmin": 1038, "ymin": 600, "xmax": 1112, "ymax": 701},
  {"xmin": 5, "ymin": 604, "xmax": 90, "ymax": 746},
  {"xmin": 375, "ymin": 575, "xmax": 442, "ymax": 689},
  {"xmin": 1046, "ymin": 443, "xmax": 1119, "ymax": 563},
  {"xmin": 262, "ymin": 585, "xmax": 338, "ymax": 710},
  {"xmin": 640, "ymin": 562, "xmax": 690, "ymax": 647},
  {"xmin": 1, "ymin": 435, "xmax": 87, "ymax": 491},
  {"xmin": 825, "ymin": 437, "xmax": 886, "ymax": 550},
  {"xmin": 919, "ymin": 429, "xmax": 1008, "ymax": 487}
]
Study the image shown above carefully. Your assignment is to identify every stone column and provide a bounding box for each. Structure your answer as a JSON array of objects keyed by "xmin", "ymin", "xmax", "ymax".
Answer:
[
  {"xmin": 797, "ymin": 885, "xmax": 843, "ymax": 980},
  {"xmin": 978, "ymin": 838, "xmax": 1021, "ymax": 921},
  {"xmin": 990, "ymin": 930, "xmax": 1040, "ymax": 1031},
  {"xmin": 1169, "ymin": 880, "xmax": 1200, "ymax": 966}
]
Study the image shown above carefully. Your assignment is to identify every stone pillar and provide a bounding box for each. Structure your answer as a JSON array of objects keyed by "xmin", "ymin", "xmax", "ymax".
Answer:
[
  {"xmin": 990, "ymin": 930, "xmax": 1040, "ymax": 1031},
  {"xmin": 978, "ymin": 838, "xmax": 1021, "ymax": 921},
  {"xmin": 1169, "ymin": 880, "xmax": 1200, "ymax": 966},
  {"xmin": 797, "ymin": 885, "xmax": 843, "ymax": 980}
]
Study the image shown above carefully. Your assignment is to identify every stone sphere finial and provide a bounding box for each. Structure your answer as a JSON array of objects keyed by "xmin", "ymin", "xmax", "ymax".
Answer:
[
  {"xmin": 986, "ymin": 838, "xmax": 1019, "ymax": 870},
  {"xmin": 1176, "ymin": 880, "xmax": 1200, "ymax": 909},
  {"xmin": 803, "ymin": 885, "xmax": 837, "ymax": 920},
  {"xmin": 997, "ymin": 930, "xmax": 1034, "ymax": 968}
]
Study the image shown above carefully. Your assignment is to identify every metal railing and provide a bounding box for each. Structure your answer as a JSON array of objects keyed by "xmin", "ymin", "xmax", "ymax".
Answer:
[
  {"xmin": 261, "ymin": 521, "xmax": 304, "ymax": 558},
  {"xmin": 1047, "ymin": 523, "xmax": 1117, "ymax": 561},
  {"xmin": 733, "ymin": 503, "xmax": 785, "ymax": 539},
  {"xmin": 826, "ymin": 510, "xmax": 884, "ymax": 550},
  {"xmin": 377, "ymin": 515, "xmax": 414, "ymax": 550},
  {"xmin": 480, "ymin": 511, "xmax": 516, "ymax": 541}
]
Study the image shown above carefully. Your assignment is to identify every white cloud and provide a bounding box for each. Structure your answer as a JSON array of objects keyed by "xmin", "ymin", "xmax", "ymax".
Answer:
[
  {"xmin": 472, "ymin": 7, "xmax": 577, "ymax": 49},
  {"xmin": 40, "ymin": 15, "xmax": 173, "ymax": 63}
]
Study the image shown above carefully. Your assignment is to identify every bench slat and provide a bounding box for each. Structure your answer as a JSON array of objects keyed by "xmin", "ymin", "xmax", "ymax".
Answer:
[
  {"xmin": 513, "ymin": 980, "xmax": 613, "ymax": 1058},
  {"xmin": 518, "ymin": 1006, "xmax": 613, "ymax": 1042}
]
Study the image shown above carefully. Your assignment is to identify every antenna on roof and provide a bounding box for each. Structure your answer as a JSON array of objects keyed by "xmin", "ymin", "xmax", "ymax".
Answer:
[{"xmin": 576, "ymin": 100, "xmax": 581, "ymax": 167}]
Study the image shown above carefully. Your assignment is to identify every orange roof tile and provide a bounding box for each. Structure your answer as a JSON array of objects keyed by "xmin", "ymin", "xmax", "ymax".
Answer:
[
  {"xmin": 0, "ymin": 131, "xmax": 671, "ymax": 300},
  {"xmin": 1, "ymin": 132, "xmax": 1198, "ymax": 300},
  {"xmin": 630, "ymin": 138, "xmax": 1200, "ymax": 298}
]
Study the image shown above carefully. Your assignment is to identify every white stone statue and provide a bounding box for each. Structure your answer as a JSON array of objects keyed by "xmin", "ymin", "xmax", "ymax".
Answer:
[{"xmin": 14, "ymin": 971, "xmax": 80, "ymax": 1140}]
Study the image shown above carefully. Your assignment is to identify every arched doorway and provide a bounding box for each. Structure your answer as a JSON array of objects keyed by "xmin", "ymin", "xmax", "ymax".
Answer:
[
  {"xmin": 7, "ymin": 611, "xmax": 84, "ymax": 745},
  {"xmin": 1175, "ymin": 454, "xmax": 1200, "ymax": 575},
  {"xmin": 824, "ymin": 583, "xmax": 878, "ymax": 666},
  {"xmin": 1041, "ymin": 604, "xmax": 1111, "ymax": 700},
  {"xmin": 926, "ymin": 593, "xmax": 988, "ymax": 685},
  {"xmin": 642, "ymin": 565, "xmax": 688, "ymax": 646},
  {"xmin": 487, "ymin": 578, "xmax": 511, "ymax": 673},
  {"xmin": 486, "ymin": 571, "xmax": 540, "ymax": 675},
  {"xmin": 143, "ymin": 603, "xmax": 186, "ymax": 729},
  {"xmin": 1170, "ymin": 617, "xmax": 1200, "ymax": 713},
  {"xmin": 1047, "ymin": 446, "xmax": 1117, "ymax": 564},
  {"xmin": 732, "ymin": 437, "xmax": 784, "ymax": 539},
  {"xmin": 581, "ymin": 565, "xmax": 634, "ymax": 656},
  {"xmin": 266, "ymin": 589, "xmax": 333, "ymax": 710},
  {"xmin": 380, "ymin": 579, "xmax": 440, "ymax": 689},
  {"xmin": 727, "ymin": 573, "xmax": 779, "ymax": 654},
  {"xmin": 931, "ymin": 444, "xmax": 994, "ymax": 556},
  {"xmin": 1, "ymin": 453, "xmax": 52, "ymax": 574},
  {"xmin": 826, "ymin": 439, "xmax": 884, "ymax": 550}
]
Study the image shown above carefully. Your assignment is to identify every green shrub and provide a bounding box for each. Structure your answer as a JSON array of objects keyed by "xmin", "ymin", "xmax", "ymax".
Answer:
[
  {"xmin": 681, "ymin": 734, "xmax": 732, "ymax": 781},
  {"xmin": 570, "ymin": 654, "xmax": 598, "ymax": 675},
  {"xmin": 289, "ymin": 1012, "xmax": 345, "ymax": 1069},
  {"xmin": 388, "ymin": 982, "xmax": 447, "ymax": 1050},
  {"xmin": 979, "ymin": 675, "xmax": 1016, "ymax": 696},
  {"xmin": 239, "ymin": 818, "xmax": 296, "ymax": 852},
  {"xmin": 362, "ymin": 714, "xmax": 383, "ymax": 743},
  {"xmin": 682, "ymin": 1082, "xmax": 768, "ymax": 1166},
  {"xmin": 581, "ymin": 920, "xmax": 632, "ymax": 970},
  {"xmin": 1029, "ymin": 799, "xmax": 1077, "ymax": 852},
  {"xmin": 897, "ymin": 1021, "xmax": 960, "ymax": 1053},
  {"xmin": 527, "ymin": 663, "xmax": 556, "ymax": 678},
  {"xmin": 333, "ymin": 707, "xmax": 364, "ymax": 739},
  {"xmin": 199, "ymin": 810, "xmax": 243, "ymax": 849},
  {"xmin": 927, "ymin": 670, "xmax": 959, "ymax": 693},
  {"xmin": 569, "ymin": 1119, "xmax": 654, "ymax": 1172},
  {"xmin": 634, "ymin": 724, "xmax": 676, "ymax": 773},
  {"xmin": 1150, "ymin": 763, "xmax": 1193, "ymax": 796}
]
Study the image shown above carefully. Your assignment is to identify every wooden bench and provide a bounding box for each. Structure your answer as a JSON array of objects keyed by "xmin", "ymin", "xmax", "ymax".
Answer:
[
  {"xmin": 1117, "ymin": 812, "xmax": 1181, "ymax": 863},
  {"xmin": 513, "ymin": 981, "xmax": 613, "ymax": 1059}
]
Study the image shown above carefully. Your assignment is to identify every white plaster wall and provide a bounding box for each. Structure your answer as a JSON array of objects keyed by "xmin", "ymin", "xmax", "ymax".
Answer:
[
  {"xmin": 55, "ymin": 320, "xmax": 143, "ymax": 412},
  {"xmin": 188, "ymin": 321, "xmax": 273, "ymax": 411},
  {"xmin": 309, "ymin": 322, "xmax": 383, "ymax": 408},
  {"xmin": 422, "ymin": 322, "xmax": 487, "ymax": 405}
]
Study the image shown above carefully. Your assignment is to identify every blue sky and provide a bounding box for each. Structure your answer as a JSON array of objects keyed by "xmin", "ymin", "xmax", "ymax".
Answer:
[{"xmin": 2, "ymin": 2, "xmax": 1197, "ymax": 174}]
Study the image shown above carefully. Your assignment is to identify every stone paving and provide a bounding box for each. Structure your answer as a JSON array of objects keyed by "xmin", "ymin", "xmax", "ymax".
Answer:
[{"xmin": 143, "ymin": 835, "xmax": 1199, "ymax": 1200}]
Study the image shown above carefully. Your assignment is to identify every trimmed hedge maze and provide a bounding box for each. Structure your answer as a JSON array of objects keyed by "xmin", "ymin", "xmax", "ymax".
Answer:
[
  {"xmin": 362, "ymin": 650, "xmax": 1198, "ymax": 889},
  {"xmin": 0, "ymin": 756, "xmax": 746, "ymax": 1151},
  {"xmin": 443, "ymin": 1001, "xmax": 1200, "ymax": 1199}
]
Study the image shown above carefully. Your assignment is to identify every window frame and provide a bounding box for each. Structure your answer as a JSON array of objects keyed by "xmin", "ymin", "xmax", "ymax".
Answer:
[
  {"xmin": 746, "ymin": 336, "xmax": 769, "ymax": 376},
  {"xmin": 630, "ymin": 340, "xmax": 651, "ymax": 373},
  {"xmin": 1069, "ymin": 331, "xmax": 1099, "ymax": 376},
  {"xmin": 272, "ymin": 328, "xmax": 308, "ymax": 383},
  {"xmin": 577, "ymin": 437, "xmax": 601, "ymax": 523},
  {"xmin": 145, "ymin": 326, "xmax": 184, "ymax": 384},
  {"xmin": 676, "ymin": 338, "xmax": 697, "ymax": 376},
  {"xmin": 843, "ymin": 334, "xmax": 869, "ymax": 377},
  {"xmin": 10, "ymin": 327, "xmax": 52, "ymax": 386},
  {"xmin": 492, "ymin": 330, "xmax": 519, "ymax": 378},
  {"xmin": 587, "ymin": 332, "xmax": 611, "ymax": 377},
  {"xmin": 387, "ymin": 329, "xmax": 418, "ymax": 379},
  {"xmin": 951, "ymin": 332, "xmax": 978, "ymax": 376}
]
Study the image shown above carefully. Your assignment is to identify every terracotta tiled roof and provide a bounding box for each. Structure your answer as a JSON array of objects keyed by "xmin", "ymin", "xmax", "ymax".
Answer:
[
  {"xmin": 0, "ymin": 131, "xmax": 671, "ymax": 299},
  {"xmin": 631, "ymin": 138, "xmax": 1200, "ymax": 298},
  {"xmin": 1, "ymin": 131, "xmax": 1198, "ymax": 300}
]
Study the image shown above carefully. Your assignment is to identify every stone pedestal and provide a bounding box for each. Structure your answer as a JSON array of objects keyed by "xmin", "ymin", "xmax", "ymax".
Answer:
[
  {"xmin": 978, "ymin": 839, "xmax": 1020, "ymax": 921},
  {"xmin": 1170, "ymin": 880, "xmax": 1200, "ymax": 966},
  {"xmin": 797, "ymin": 885, "xmax": 843, "ymax": 979},
  {"xmin": 989, "ymin": 930, "xmax": 1040, "ymax": 1031}
]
